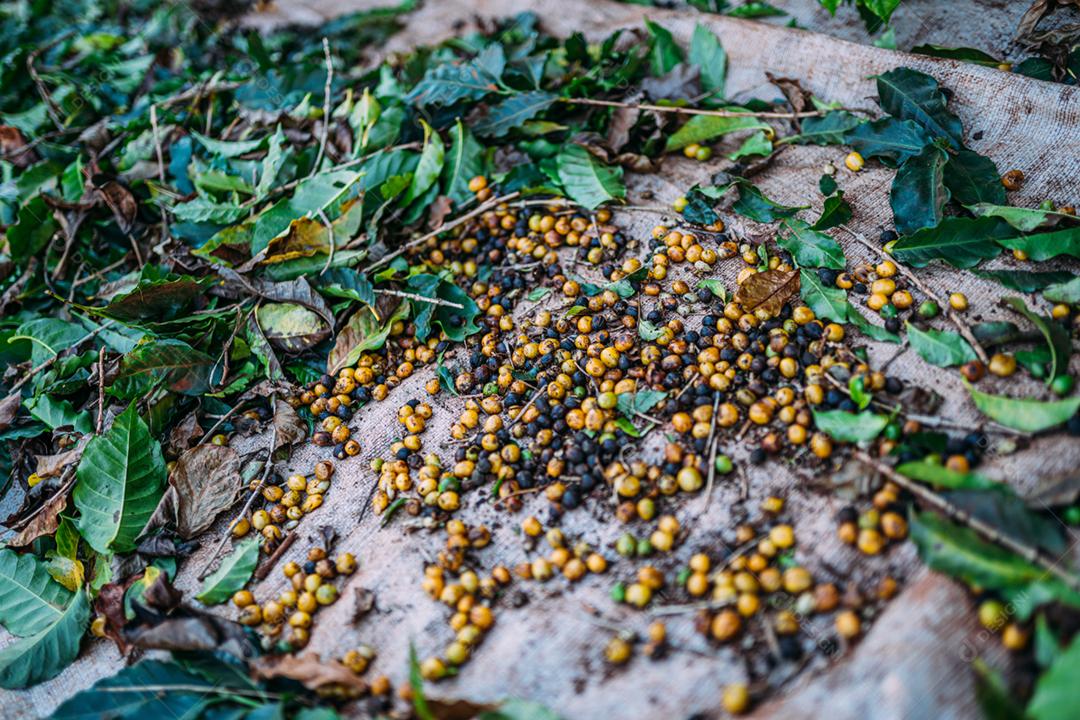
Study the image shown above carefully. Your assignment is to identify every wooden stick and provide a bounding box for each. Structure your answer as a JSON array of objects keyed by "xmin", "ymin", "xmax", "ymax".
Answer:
[
  {"xmin": 838, "ymin": 224, "xmax": 990, "ymax": 365},
  {"xmin": 367, "ymin": 191, "xmax": 520, "ymax": 272},
  {"xmin": 853, "ymin": 451, "xmax": 1080, "ymax": 593}
]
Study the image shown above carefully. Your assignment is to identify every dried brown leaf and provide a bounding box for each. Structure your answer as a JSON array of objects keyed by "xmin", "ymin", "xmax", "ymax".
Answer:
[
  {"xmin": 273, "ymin": 399, "xmax": 307, "ymax": 447},
  {"xmin": 0, "ymin": 393, "xmax": 19, "ymax": 431},
  {"xmin": 734, "ymin": 268, "xmax": 800, "ymax": 316},
  {"xmin": 168, "ymin": 412, "xmax": 205, "ymax": 455},
  {"xmin": 0, "ymin": 125, "xmax": 38, "ymax": 168},
  {"xmin": 96, "ymin": 181, "xmax": 138, "ymax": 233},
  {"xmin": 428, "ymin": 194, "xmax": 454, "ymax": 230},
  {"xmin": 144, "ymin": 444, "xmax": 242, "ymax": 539},
  {"xmin": 7, "ymin": 492, "xmax": 67, "ymax": 547},
  {"xmin": 252, "ymin": 653, "xmax": 369, "ymax": 693}
]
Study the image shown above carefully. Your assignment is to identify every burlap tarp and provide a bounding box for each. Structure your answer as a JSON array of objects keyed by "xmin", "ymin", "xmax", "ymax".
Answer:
[{"xmin": 4, "ymin": 1, "xmax": 1078, "ymax": 718}]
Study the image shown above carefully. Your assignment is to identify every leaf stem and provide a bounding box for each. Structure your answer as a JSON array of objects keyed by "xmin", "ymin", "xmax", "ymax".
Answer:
[{"xmin": 852, "ymin": 450, "xmax": 1080, "ymax": 593}]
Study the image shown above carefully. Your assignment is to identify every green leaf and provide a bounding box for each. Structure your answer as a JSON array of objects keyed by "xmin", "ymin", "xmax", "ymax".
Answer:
[
  {"xmin": 790, "ymin": 111, "xmax": 860, "ymax": 145},
  {"xmin": 715, "ymin": 180, "xmax": 807, "ymax": 223},
  {"xmin": 646, "ymin": 20, "xmax": 683, "ymax": 76},
  {"xmin": 1044, "ymin": 277, "xmax": 1080, "ymax": 304},
  {"xmin": 966, "ymin": 203, "xmax": 1077, "ymax": 232},
  {"xmin": 408, "ymin": 44, "xmax": 505, "ymax": 107},
  {"xmin": 845, "ymin": 117, "xmax": 932, "ymax": 162},
  {"xmin": 846, "ymin": 303, "xmax": 901, "ymax": 343},
  {"xmin": 966, "ymin": 383, "xmax": 1080, "ymax": 433},
  {"xmin": 665, "ymin": 112, "xmax": 770, "ymax": 152},
  {"xmin": 197, "ymin": 536, "xmax": 261, "ymax": 605},
  {"xmin": 442, "ymin": 121, "xmax": 485, "ymax": 206},
  {"xmin": 891, "ymin": 216, "xmax": 1014, "ymax": 269},
  {"xmin": 616, "ymin": 390, "xmax": 667, "ymax": 417},
  {"xmin": 905, "ymin": 322, "xmax": 976, "ymax": 367},
  {"xmin": 897, "ymin": 460, "xmax": 998, "ymax": 490},
  {"xmin": 728, "ymin": 131, "xmax": 772, "ymax": 161},
  {"xmin": 913, "ymin": 45, "xmax": 1001, "ymax": 66},
  {"xmin": 191, "ymin": 131, "xmax": 265, "ymax": 158},
  {"xmin": 320, "ymin": 268, "xmax": 376, "ymax": 306},
  {"xmin": 0, "ymin": 589, "xmax": 88, "ymax": 689},
  {"xmin": 409, "ymin": 643, "xmax": 435, "ymax": 720},
  {"xmin": 910, "ymin": 511, "xmax": 1067, "ymax": 600},
  {"xmin": 811, "ymin": 191, "xmax": 852, "ymax": 231},
  {"xmin": 51, "ymin": 659, "xmax": 218, "ymax": 720},
  {"xmin": 10, "ymin": 318, "xmax": 90, "ymax": 367},
  {"xmin": 973, "ymin": 270, "xmax": 1074, "ymax": 294},
  {"xmin": 875, "ymin": 67, "xmax": 964, "ymax": 147},
  {"xmin": 1029, "ymin": 633, "xmax": 1080, "ymax": 720},
  {"xmin": 117, "ymin": 339, "xmax": 217, "ymax": 395},
  {"xmin": 689, "ymin": 24, "xmax": 726, "ymax": 97},
  {"xmin": 556, "ymin": 145, "xmax": 625, "ymax": 209},
  {"xmin": 943, "ymin": 149, "xmax": 1005, "ymax": 206},
  {"xmin": 998, "ymin": 226, "xmax": 1080, "ymax": 262},
  {"xmin": 73, "ymin": 403, "xmax": 166, "ymax": 554},
  {"xmin": 9, "ymin": 196, "xmax": 58, "ymax": 264},
  {"xmin": 0, "ymin": 550, "xmax": 73, "ymax": 637},
  {"xmin": 696, "ymin": 278, "xmax": 728, "ymax": 302},
  {"xmin": 812, "ymin": 409, "xmax": 889, "ymax": 442},
  {"xmin": 890, "ymin": 143, "xmax": 950, "ymax": 234},
  {"xmin": 638, "ymin": 319, "xmax": 665, "ymax": 341},
  {"xmin": 1001, "ymin": 297, "xmax": 1070, "ymax": 382},
  {"xmin": 527, "ymin": 287, "xmax": 552, "ymax": 302},
  {"xmin": 403, "ymin": 121, "xmax": 445, "ymax": 205},
  {"xmin": 26, "ymin": 395, "xmax": 94, "ymax": 434},
  {"xmin": 474, "ymin": 91, "xmax": 556, "ymax": 138},
  {"xmin": 799, "ymin": 269, "xmax": 848, "ymax": 322},
  {"xmin": 255, "ymin": 126, "xmax": 289, "ymax": 199},
  {"xmin": 777, "ymin": 219, "xmax": 845, "ymax": 269}
]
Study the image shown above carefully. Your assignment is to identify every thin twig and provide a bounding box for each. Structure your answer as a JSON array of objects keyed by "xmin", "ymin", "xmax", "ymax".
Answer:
[
  {"xmin": 853, "ymin": 451, "xmax": 1080, "ymax": 593},
  {"xmin": 560, "ymin": 96, "xmax": 862, "ymax": 120},
  {"xmin": 507, "ymin": 385, "xmax": 547, "ymax": 432},
  {"xmin": 95, "ymin": 347, "xmax": 106, "ymax": 435},
  {"xmin": 318, "ymin": 208, "xmax": 336, "ymax": 276},
  {"xmin": 838, "ymin": 224, "xmax": 990, "ymax": 365},
  {"xmin": 374, "ymin": 288, "xmax": 464, "ymax": 309},
  {"xmin": 150, "ymin": 104, "xmax": 170, "ymax": 242},
  {"xmin": 26, "ymin": 34, "xmax": 69, "ymax": 130},
  {"xmin": 254, "ymin": 530, "xmax": 297, "ymax": 580},
  {"xmin": 311, "ymin": 37, "xmax": 333, "ymax": 177},
  {"xmin": 367, "ymin": 191, "xmax": 521, "ymax": 272},
  {"xmin": 198, "ymin": 397, "xmax": 279, "ymax": 580}
]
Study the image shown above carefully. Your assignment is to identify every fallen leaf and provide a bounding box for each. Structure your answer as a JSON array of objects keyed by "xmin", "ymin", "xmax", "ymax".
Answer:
[
  {"xmin": 167, "ymin": 412, "xmax": 204, "ymax": 455},
  {"xmin": 125, "ymin": 609, "xmax": 255, "ymax": 657},
  {"xmin": 734, "ymin": 268, "xmax": 800, "ymax": 316},
  {"xmin": 7, "ymin": 492, "xmax": 68, "ymax": 547},
  {"xmin": 252, "ymin": 653, "xmax": 369, "ymax": 694},
  {"xmin": 428, "ymin": 194, "xmax": 454, "ymax": 230},
  {"xmin": 96, "ymin": 181, "xmax": 138, "ymax": 233},
  {"xmin": 0, "ymin": 125, "xmax": 38, "ymax": 168},
  {"xmin": 0, "ymin": 393, "xmax": 21, "ymax": 431},
  {"xmin": 143, "ymin": 445, "xmax": 241, "ymax": 539},
  {"xmin": 273, "ymin": 400, "xmax": 307, "ymax": 447}
]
